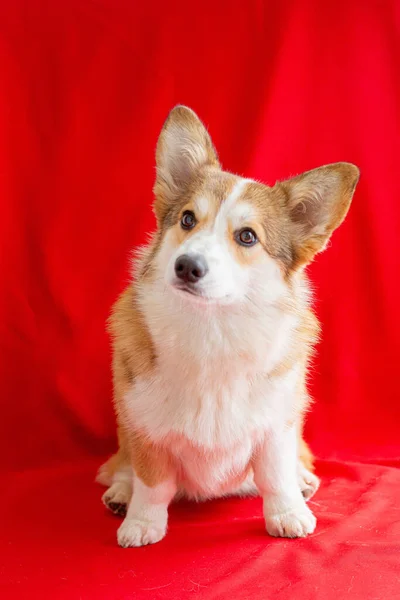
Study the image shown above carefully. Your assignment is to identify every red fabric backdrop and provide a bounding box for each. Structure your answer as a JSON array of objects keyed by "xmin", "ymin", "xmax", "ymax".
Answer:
[{"xmin": 1, "ymin": 1, "xmax": 399, "ymax": 598}]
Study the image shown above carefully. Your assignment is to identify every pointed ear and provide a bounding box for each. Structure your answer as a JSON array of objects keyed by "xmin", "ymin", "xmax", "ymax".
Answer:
[
  {"xmin": 153, "ymin": 106, "xmax": 220, "ymax": 222},
  {"xmin": 280, "ymin": 162, "xmax": 360, "ymax": 269}
]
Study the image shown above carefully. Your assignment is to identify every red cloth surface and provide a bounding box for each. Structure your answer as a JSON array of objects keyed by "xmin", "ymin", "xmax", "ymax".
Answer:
[{"xmin": 1, "ymin": 1, "xmax": 399, "ymax": 598}]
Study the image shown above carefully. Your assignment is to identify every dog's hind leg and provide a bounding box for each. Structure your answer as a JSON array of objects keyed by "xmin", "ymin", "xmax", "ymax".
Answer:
[
  {"xmin": 97, "ymin": 449, "xmax": 133, "ymax": 517},
  {"xmin": 97, "ymin": 425, "xmax": 133, "ymax": 517},
  {"xmin": 298, "ymin": 437, "xmax": 320, "ymax": 501}
]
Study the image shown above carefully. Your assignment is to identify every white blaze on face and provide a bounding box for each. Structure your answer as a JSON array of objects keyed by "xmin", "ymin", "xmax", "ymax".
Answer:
[{"xmin": 193, "ymin": 195, "xmax": 210, "ymax": 220}]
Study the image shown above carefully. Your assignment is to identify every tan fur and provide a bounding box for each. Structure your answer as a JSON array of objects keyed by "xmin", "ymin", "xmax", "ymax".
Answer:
[
  {"xmin": 130, "ymin": 431, "xmax": 174, "ymax": 487},
  {"xmin": 101, "ymin": 281, "xmax": 159, "ymax": 484},
  {"xmin": 299, "ymin": 437, "xmax": 315, "ymax": 472},
  {"xmin": 280, "ymin": 163, "xmax": 359, "ymax": 270}
]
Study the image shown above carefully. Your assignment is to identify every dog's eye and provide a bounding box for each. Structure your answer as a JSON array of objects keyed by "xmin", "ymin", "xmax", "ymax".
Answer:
[
  {"xmin": 236, "ymin": 228, "xmax": 258, "ymax": 247},
  {"xmin": 181, "ymin": 210, "xmax": 196, "ymax": 230}
]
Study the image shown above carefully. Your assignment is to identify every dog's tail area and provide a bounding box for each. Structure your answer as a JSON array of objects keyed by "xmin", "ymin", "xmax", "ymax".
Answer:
[
  {"xmin": 96, "ymin": 451, "xmax": 127, "ymax": 486},
  {"xmin": 96, "ymin": 425, "xmax": 131, "ymax": 486},
  {"xmin": 299, "ymin": 437, "xmax": 315, "ymax": 472}
]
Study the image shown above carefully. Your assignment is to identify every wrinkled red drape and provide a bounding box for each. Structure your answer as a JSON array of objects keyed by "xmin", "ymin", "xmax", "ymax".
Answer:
[{"xmin": 1, "ymin": 1, "xmax": 399, "ymax": 598}]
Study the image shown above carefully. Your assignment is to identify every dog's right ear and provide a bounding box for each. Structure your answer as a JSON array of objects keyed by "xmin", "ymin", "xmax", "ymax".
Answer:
[{"xmin": 154, "ymin": 106, "xmax": 219, "ymax": 222}]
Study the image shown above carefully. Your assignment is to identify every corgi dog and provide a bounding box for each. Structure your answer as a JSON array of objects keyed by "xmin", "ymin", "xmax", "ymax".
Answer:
[{"xmin": 97, "ymin": 106, "xmax": 359, "ymax": 547}]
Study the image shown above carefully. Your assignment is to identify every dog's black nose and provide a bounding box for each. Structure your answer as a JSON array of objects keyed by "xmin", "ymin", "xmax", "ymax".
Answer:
[{"xmin": 175, "ymin": 254, "xmax": 208, "ymax": 283}]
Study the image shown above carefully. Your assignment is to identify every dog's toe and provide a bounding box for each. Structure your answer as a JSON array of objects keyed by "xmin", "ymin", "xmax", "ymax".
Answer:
[
  {"xmin": 298, "ymin": 466, "xmax": 320, "ymax": 501},
  {"xmin": 265, "ymin": 504, "xmax": 316, "ymax": 538},
  {"xmin": 117, "ymin": 518, "xmax": 166, "ymax": 547},
  {"xmin": 102, "ymin": 481, "xmax": 131, "ymax": 516},
  {"xmin": 107, "ymin": 501, "xmax": 127, "ymax": 516}
]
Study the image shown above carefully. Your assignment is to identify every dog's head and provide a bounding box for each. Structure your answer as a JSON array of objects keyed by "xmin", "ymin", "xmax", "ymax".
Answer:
[{"xmin": 150, "ymin": 106, "xmax": 359, "ymax": 306}]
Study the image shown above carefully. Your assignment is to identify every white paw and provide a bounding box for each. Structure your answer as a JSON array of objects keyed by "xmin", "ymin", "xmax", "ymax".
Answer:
[
  {"xmin": 117, "ymin": 518, "xmax": 166, "ymax": 547},
  {"xmin": 102, "ymin": 482, "xmax": 132, "ymax": 516},
  {"xmin": 265, "ymin": 504, "xmax": 316, "ymax": 538},
  {"xmin": 298, "ymin": 465, "xmax": 320, "ymax": 501}
]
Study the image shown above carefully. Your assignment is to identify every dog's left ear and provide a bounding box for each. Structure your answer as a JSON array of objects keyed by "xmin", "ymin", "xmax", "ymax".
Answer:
[{"xmin": 280, "ymin": 162, "xmax": 360, "ymax": 269}]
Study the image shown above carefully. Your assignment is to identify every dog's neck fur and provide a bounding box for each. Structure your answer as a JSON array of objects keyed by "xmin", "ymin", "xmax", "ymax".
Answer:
[{"xmin": 137, "ymin": 256, "xmax": 311, "ymax": 382}]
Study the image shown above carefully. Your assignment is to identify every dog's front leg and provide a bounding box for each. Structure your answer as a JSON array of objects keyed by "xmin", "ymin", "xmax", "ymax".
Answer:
[
  {"xmin": 117, "ymin": 439, "xmax": 177, "ymax": 548},
  {"xmin": 253, "ymin": 424, "xmax": 316, "ymax": 538}
]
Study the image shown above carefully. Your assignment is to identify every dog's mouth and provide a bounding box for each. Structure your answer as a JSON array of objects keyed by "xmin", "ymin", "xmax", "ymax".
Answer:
[
  {"xmin": 172, "ymin": 282, "xmax": 232, "ymax": 305},
  {"xmin": 173, "ymin": 283, "xmax": 206, "ymax": 299}
]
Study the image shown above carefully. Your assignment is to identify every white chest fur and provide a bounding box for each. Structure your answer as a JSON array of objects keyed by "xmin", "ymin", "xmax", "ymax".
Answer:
[{"xmin": 124, "ymin": 285, "xmax": 299, "ymax": 452}]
